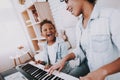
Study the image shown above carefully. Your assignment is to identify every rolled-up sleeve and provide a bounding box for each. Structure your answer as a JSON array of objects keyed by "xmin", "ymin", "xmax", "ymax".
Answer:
[
  {"xmin": 60, "ymin": 41, "xmax": 69, "ymax": 58},
  {"xmin": 72, "ymin": 21, "xmax": 86, "ymax": 63}
]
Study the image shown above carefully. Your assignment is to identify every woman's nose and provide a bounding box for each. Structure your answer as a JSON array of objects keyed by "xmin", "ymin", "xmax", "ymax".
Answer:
[
  {"xmin": 66, "ymin": 6, "xmax": 69, "ymax": 11},
  {"xmin": 66, "ymin": 6, "xmax": 71, "ymax": 12}
]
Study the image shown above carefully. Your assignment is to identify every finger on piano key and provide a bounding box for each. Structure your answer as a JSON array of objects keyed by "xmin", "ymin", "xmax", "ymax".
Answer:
[{"xmin": 48, "ymin": 67, "xmax": 56, "ymax": 75}]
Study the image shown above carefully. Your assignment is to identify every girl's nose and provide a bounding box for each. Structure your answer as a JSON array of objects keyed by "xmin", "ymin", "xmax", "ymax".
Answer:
[{"xmin": 47, "ymin": 29, "xmax": 51, "ymax": 32}]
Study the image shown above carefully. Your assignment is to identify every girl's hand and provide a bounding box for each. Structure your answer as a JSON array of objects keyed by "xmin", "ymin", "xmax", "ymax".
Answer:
[
  {"xmin": 44, "ymin": 64, "xmax": 52, "ymax": 69},
  {"xmin": 48, "ymin": 59, "xmax": 66, "ymax": 74},
  {"xmin": 34, "ymin": 60, "xmax": 43, "ymax": 64}
]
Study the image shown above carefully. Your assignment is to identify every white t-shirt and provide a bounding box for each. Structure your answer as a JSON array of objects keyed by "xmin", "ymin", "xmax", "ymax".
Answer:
[{"xmin": 47, "ymin": 42, "xmax": 57, "ymax": 65}]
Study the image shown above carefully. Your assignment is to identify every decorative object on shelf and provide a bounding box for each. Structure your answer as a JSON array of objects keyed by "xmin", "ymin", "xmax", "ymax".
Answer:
[
  {"xmin": 9, "ymin": 55, "xmax": 21, "ymax": 67},
  {"xmin": 9, "ymin": 46, "xmax": 35, "ymax": 67},
  {"xmin": 17, "ymin": 45, "xmax": 34, "ymax": 61},
  {"xmin": 60, "ymin": 30, "xmax": 72, "ymax": 49},
  {"xmin": 32, "ymin": 10, "xmax": 40, "ymax": 22},
  {"xmin": 18, "ymin": 0, "xmax": 26, "ymax": 5}
]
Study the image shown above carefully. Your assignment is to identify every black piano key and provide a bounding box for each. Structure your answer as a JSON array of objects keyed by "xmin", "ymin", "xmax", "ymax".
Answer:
[
  {"xmin": 22, "ymin": 64, "xmax": 33, "ymax": 71},
  {"xmin": 26, "ymin": 68, "xmax": 33, "ymax": 73},
  {"xmin": 27, "ymin": 67, "xmax": 39, "ymax": 74},
  {"xmin": 58, "ymin": 78, "xmax": 64, "ymax": 80},
  {"xmin": 35, "ymin": 70, "xmax": 47, "ymax": 79},
  {"xmin": 44, "ymin": 74, "xmax": 55, "ymax": 80},
  {"xmin": 31, "ymin": 68, "xmax": 40, "ymax": 75},
  {"xmin": 48, "ymin": 75, "xmax": 55, "ymax": 80},
  {"xmin": 53, "ymin": 76, "xmax": 64, "ymax": 80},
  {"xmin": 53, "ymin": 77, "xmax": 59, "ymax": 80},
  {"xmin": 26, "ymin": 67, "xmax": 36, "ymax": 73},
  {"xmin": 34, "ymin": 70, "xmax": 45, "ymax": 79},
  {"xmin": 21, "ymin": 64, "xmax": 30, "ymax": 69},
  {"xmin": 31, "ymin": 69, "xmax": 41, "ymax": 76},
  {"xmin": 38, "ymin": 73, "xmax": 48, "ymax": 80}
]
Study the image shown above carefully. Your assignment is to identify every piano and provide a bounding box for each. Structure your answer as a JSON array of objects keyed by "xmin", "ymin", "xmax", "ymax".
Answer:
[{"xmin": 0, "ymin": 61, "xmax": 79, "ymax": 80}]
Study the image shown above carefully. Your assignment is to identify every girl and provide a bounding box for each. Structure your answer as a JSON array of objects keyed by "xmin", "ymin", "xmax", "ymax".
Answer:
[{"xmin": 34, "ymin": 19, "xmax": 72, "ymax": 74}]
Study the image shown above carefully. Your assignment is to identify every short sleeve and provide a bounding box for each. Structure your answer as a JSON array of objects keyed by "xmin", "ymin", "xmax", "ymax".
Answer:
[{"xmin": 60, "ymin": 41, "xmax": 69, "ymax": 58}]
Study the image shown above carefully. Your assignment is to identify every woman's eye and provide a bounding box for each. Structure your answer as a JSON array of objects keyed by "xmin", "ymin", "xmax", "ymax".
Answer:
[{"xmin": 65, "ymin": 0, "xmax": 68, "ymax": 3}]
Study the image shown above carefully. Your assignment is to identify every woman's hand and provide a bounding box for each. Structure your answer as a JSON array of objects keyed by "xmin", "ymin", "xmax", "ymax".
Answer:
[
  {"xmin": 80, "ymin": 68, "xmax": 107, "ymax": 80},
  {"xmin": 48, "ymin": 59, "xmax": 66, "ymax": 74}
]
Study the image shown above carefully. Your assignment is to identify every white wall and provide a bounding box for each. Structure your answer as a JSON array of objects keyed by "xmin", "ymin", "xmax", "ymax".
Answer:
[
  {"xmin": 0, "ymin": 0, "xmax": 30, "ymax": 72},
  {"xmin": 97, "ymin": 0, "xmax": 120, "ymax": 9}
]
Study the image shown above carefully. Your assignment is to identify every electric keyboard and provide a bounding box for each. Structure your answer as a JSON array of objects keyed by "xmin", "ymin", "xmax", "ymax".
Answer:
[{"xmin": 16, "ymin": 61, "xmax": 79, "ymax": 80}]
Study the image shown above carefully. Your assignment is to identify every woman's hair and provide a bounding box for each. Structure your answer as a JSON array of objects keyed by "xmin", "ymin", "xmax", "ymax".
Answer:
[
  {"xmin": 87, "ymin": 0, "xmax": 97, "ymax": 5},
  {"xmin": 40, "ymin": 19, "xmax": 55, "ymax": 32},
  {"xmin": 61, "ymin": 0, "xmax": 97, "ymax": 5}
]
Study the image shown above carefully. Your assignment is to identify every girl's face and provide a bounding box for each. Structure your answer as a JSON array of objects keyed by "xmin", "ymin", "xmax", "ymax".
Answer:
[
  {"xmin": 41, "ymin": 23, "xmax": 56, "ymax": 42},
  {"xmin": 66, "ymin": 0, "xmax": 84, "ymax": 16}
]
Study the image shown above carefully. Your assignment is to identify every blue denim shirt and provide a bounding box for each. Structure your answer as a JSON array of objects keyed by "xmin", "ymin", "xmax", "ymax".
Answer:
[
  {"xmin": 73, "ymin": 6, "xmax": 120, "ymax": 80},
  {"xmin": 37, "ymin": 37, "xmax": 68, "ymax": 65}
]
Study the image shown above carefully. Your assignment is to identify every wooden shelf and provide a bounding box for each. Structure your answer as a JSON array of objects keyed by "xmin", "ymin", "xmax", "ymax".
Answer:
[
  {"xmin": 32, "ymin": 40, "xmax": 39, "ymax": 51},
  {"xmin": 22, "ymin": 11, "xmax": 31, "ymax": 25},
  {"xmin": 27, "ymin": 26, "xmax": 36, "ymax": 39},
  {"xmin": 14, "ymin": 1, "xmax": 54, "ymax": 53}
]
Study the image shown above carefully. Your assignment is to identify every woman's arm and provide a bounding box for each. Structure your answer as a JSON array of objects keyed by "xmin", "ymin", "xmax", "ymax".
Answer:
[
  {"xmin": 101, "ymin": 58, "xmax": 120, "ymax": 76},
  {"xmin": 80, "ymin": 58, "xmax": 120, "ymax": 80}
]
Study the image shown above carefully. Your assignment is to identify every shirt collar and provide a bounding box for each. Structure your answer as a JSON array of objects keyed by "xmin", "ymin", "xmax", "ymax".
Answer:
[
  {"xmin": 78, "ymin": 5, "xmax": 101, "ymax": 21},
  {"xmin": 90, "ymin": 5, "xmax": 101, "ymax": 20}
]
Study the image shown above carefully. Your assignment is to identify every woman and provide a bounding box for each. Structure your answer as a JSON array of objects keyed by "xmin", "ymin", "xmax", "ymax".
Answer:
[{"xmin": 49, "ymin": 0, "xmax": 120, "ymax": 80}]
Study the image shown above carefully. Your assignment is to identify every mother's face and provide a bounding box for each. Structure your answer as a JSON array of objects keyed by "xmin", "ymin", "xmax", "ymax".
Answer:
[{"xmin": 66, "ymin": 0, "xmax": 84, "ymax": 16}]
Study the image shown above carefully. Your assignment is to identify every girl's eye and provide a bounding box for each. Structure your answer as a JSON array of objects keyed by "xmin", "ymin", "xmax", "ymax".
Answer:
[
  {"xmin": 50, "ymin": 27, "xmax": 53, "ymax": 30},
  {"xmin": 43, "ymin": 29, "xmax": 47, "ymax": 32}
]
